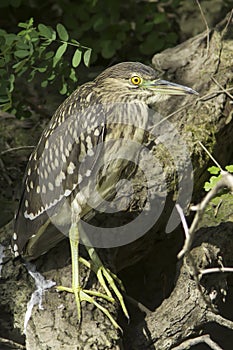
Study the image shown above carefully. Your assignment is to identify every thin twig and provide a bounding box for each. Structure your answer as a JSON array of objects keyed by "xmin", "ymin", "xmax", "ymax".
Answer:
[
  {"xmin": 0, "ymin": 145, "xmax": 34, "ymax": 156},
  {"xmin": 152, "ymin": 86, "xmax": 233, "ymax": 129},
  {"xmin": 198, "ymin": 141, "xmax": 223, "ymax": 170},
  {"xmin": 211, "ymin": 76, "xmax": 233, "ymax": 100},
  {"xmin": 0, "ymin": 336, "xmax": 26, "ymax": 349},
  {"xmin": 199, "ymin": 87, "xmax": 233, "ymax": 102},
  {"xmin": 195, "ymin": 0, "xmax": 210, "ymax": 55},
  {"xmin": 200, "ymin": 267, "xmax": 233, "ymax": 276},
  {"xmin": 221, "ymin": 9, "xmax": 233, "ymax": 38},
  {"xmin": 153, "ymin": 101, "xmax": 195, "ymax": 128}
]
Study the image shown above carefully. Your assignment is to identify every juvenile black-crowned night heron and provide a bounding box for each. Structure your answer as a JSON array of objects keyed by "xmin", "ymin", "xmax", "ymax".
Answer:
[{"xmin": 12, "ymin": 62, "xmax": 197, "ymax": 327}]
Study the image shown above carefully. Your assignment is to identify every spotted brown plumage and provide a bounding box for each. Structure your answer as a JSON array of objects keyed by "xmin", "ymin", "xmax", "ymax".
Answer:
[
  {"xmin": 13, "ymin": 82, "xmax": 106, "ymax": 258},
  {"xmin": 12, "ymin": 62, "xmax": 198, "ymax": 327}
]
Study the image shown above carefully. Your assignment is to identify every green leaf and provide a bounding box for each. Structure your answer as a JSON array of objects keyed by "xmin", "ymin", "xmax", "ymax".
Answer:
[
  {"xmin": 38, "ymin": 24, "xmax": 54, "ymax": 39},
  {"xmin": 16, "ymin": 41, "xmax": 29, "ymax": 50},
  {"xmin": 0, "ymin": 58, "xmax": 5, "ymax": 67},
  {"xmin": 14, "ymin": 50, "xmax": 30, "ymax": 58},
  {"xmin": 37, "ymin": 67, "xmax": 47, "ymax": 73},
  {"xmin": 226, "ymin": 165, "xmax": 233, "ymax": 173},
  {"xmin": 45, "ymin": 51, "xmax": 54, "ymax": 59},
  {"xmin": 83, "ymin": 49, "xmax": 92, "ymax": 67},
  {"xmin": 101, "ymin": 41, "xmax": 115, "ymax": 59},
  {"xmin": 207, "ymin": 166, "xmax": 220, "ymax": 175},
  {"xmin": 204, "ymin": 175, "xmax": 222, "ymax": 192},
  {"xmin": 41, "ymin": 80, "xmax": 48, "ymax": 88},
  {"xmin": 60, "ymin": 82, "xmax": 67, "ymax": 95},
  {"xmin": 69, "ymin": 68, "xmax": 77, "ymax": 82},
  {"xmin": 5, "ymin": 33, "xmax": 17, "ymax": 46},
  {"xmin": 72, "ymin": 48, "xmax": 82, "ymax": 68},
  {"xmin": 55, "ymin": 42, "xmax": 68, "ymax": 60},
  {"xmin": 9, "ymin": 74, "xmax": 15, "ymax": 92},
  {"xmin": 12, "ymin": 60, "xmax": 26, "ymax": 71},
  {"xmin": 71, "ymin": 39, "xmax": 80, "ymax": 46},
  {"xmin": 0, "ymin": 96, "xmax": 10, "ymax": 103},
  {"xmin": 48, "ymin": 73, "xmax": 56, "ymax": 81},
  {"xmin": 18, "ymin": 22, "xmax": 28, "ymax": 29},
  {"xmin": 153, "ymin": 13, "xmax": 166, "ymax": 24},
  {"xmin": 56, "ymin": 23, "xmax": 69, "ymax": 41},
  {"xmin": 204, "ymin": 182, "xmax": 212, "ymax": 192},
  {"xmin": 28, "ymin": 69, "xmax": 36, "ymax": 82}
]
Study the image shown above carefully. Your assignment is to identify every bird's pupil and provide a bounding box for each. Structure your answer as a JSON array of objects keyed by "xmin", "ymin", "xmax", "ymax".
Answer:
[{"xmin": 132, "ymin": 76, "xmax": 140, "ymax": 85}]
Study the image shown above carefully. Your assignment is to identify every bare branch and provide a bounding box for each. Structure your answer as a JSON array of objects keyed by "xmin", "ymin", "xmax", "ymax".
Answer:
[
  {"xmin": 178, "ymin": 172, "xmax": 233, "ymax": 259},
  {"xmin": 207, "ymin": 312, "xmax": 233, "ymax": 331},
  {"xmin": 172, "ymin": 334, "xmax": 223, "ymax": 350},
  {"xmin": 175, "ymin": 204, "xmax": 189, "ymax": 238}
]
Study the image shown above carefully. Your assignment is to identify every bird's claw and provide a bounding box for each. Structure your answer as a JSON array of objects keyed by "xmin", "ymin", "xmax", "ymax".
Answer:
[
  {"xmin": 96, "ymin": 266, "xmax": 129, "ymax": 320},
  {"xmin": 56, "ymin": 285, "xmax": 120, "ymax": 329},
  {"xmin": 79, "ymin": 257, "xmax": 129, "ymax": 320}
]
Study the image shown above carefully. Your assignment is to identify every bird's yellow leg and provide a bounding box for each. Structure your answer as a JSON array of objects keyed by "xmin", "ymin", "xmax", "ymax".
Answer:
[
  {"xmin": 56, "ymin": 223, "xmax": 120, "ymax": 329},
  {"xmin": 85, "ymin": 246, "xmax": 129, "ymax": 320}
]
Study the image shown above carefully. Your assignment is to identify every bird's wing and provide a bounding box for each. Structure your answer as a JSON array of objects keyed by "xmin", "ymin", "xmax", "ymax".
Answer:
[{"xmin": 13, "ymin": 83, "xmax": 106, "ymax": 258}]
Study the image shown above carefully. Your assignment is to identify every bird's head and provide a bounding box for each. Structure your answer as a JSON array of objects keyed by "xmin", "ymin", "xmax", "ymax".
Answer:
[{"xmin": 95, "ymin": 62, "xmax": 198, "ymax": 104}]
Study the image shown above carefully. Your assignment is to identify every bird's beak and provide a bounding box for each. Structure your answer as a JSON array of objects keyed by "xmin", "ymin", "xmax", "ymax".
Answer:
[{"xmin": 144, "ymin": 79, "xmax": 198, "ymax": 96}]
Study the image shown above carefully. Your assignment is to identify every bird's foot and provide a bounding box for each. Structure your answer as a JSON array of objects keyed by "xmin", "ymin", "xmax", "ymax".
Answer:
[
  {"xmin": 79, "ymin": 256, "xmax": 129, "ymax": 320},
  {"xmin": 56, "ymin": 285, "xmax": 121, "ymax": 329}
]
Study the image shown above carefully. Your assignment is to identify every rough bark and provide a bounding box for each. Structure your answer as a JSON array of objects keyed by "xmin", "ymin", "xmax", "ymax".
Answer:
[{"xmin": 0, "ymin": 12, "xmax": 233, "ymax": 350}]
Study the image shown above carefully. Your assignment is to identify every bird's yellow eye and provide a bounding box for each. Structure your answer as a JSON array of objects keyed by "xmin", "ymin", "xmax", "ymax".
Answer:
[{"xmin": 131, "ymin": 76, "xmax": 142, "ymax": 86}]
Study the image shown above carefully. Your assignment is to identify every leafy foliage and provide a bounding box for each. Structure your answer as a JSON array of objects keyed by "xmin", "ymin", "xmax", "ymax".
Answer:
[
  {"xmin": 204, "ymin": 165, "xmax": 233, "ymax": 191},
  {"xmin": 59, "ymin": 0, "xmax": 180, "ymax": 61},
  {"xmin": 0, "ymin": 18, "xmax": 91, "ymax": 112},
  {"xmin": 1, "ymin": 0, "xmax": 182, "ymax": 62},
  {"xmin": 1, "ymin": 0, "xmax": 233, "ymax": 116},
  {"xmin": 0, "ymin": 0, "xmax": 196, "ymax": 115}
]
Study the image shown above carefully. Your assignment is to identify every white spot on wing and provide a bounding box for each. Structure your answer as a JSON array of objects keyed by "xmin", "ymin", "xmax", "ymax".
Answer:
[
  {"xmin": 87, "ymin": 149, "xmax": 94, "ymax": 157},
  {"xmin": 72, "ymin": 198, "xmax": 82, "ymax": 215},
  {"xmin": 78, "ymin": 174, "xmax": 82, "ymax": 184},
  {"xmin": 45, "ymin": 140, "xmax": 49, "ymax": 149},
  {"xmin": 76, "ymin": 192, "xmax": 86, "ymax": 205},
  {"xmin": 67, "ymin": 162, "xmax": 75, "ymax": 174},
  {"xmin": 64, "ymin": 189, "xmax": 72, "ymax": 197},
  {"xmin": 94, "ymin": 128, "xmax": 100, "ymax": 137},
  {"xmin": 48, "ymin": 182, "xmax": 54, "ymax": 191},
  {"xmin": 68, "ymin": 142, "xmax": 72, "ymax": 152},
  {"xmin": 13, "ymin": 244, "xmax": 18, "ymax": 252},
  {"xmin": 86, "ymin": 136, "xmax": 93, "ymax": 150}
]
